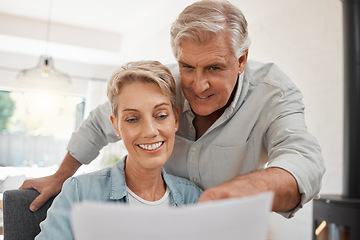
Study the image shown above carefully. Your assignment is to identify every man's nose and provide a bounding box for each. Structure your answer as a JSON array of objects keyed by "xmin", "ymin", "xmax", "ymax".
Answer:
[{"xmin": 192, "ymin": 71, "xmax": 210, "ymax": 93}]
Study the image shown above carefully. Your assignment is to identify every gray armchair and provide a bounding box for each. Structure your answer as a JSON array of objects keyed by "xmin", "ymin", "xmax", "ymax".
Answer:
[{"xmin": 3, "ymin": 189, "xmax": 55, "ymax": 240}]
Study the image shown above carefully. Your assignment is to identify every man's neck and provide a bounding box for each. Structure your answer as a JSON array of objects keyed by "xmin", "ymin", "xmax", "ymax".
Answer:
[
  {"xmin": 193, "ymin": 80, "xmax": 238, "ymax": 140},
  {"xmin": 193, "ymin": 107, "xmax": 225, "ymax": 140}
]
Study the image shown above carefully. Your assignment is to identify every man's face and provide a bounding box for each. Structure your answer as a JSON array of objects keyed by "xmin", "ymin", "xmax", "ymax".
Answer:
[{"xmin": 176, "ymin": 33, "xmax": 247, "ymax": 117}]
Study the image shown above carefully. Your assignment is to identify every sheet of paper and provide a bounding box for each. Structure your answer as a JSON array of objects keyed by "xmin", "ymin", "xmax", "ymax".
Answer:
[{"xmin": 71, "ymin": 191, "xmax": 273, "ymax": 240}]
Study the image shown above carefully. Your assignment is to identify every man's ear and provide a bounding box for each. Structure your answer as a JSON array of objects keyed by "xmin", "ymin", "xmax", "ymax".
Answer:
[
  {"xmin": 110, "ymin": 115, "xmax": 121, "ymax": 139},
  {"xmin": 237, "ymin": 50, "xmax": 249, "ymax": 75}
]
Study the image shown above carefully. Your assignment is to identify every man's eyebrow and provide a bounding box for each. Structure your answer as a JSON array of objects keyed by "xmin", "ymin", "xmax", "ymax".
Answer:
[
  {"xmin": 205, "ymin": 62, "xmax": 227, "ymax": 68},
  {"xmin": 178, "ymin": 60, "xmax": 226, "ymax": 69},
  {"xmin": 178, "ymin": 61, "xmax": 193, "ymax": 67}
]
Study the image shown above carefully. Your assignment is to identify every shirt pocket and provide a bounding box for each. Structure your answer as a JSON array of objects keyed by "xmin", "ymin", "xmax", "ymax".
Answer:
[{"xmin": 208, "ymin": 138, "xmax": 255, "ymax": 187}]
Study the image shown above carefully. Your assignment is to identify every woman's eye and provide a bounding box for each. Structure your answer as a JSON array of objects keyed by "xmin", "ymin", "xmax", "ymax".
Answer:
[
  {"xmin": 125, "ymin": 118, "xmax": 137, "ymax": 123},
  {"xmin": 157, "ymin": 114, "xmax": 168, "ymax": 120}
]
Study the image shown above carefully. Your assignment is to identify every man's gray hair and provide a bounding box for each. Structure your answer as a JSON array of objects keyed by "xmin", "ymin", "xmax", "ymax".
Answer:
[{"xmin": 170, "ymin": 0, "xmax": 250, "ymax": 59}]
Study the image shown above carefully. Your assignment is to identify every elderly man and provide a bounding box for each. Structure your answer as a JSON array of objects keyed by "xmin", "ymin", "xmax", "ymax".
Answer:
[{"xmin": 21, "ymin": 0, "xmax": 325, "ymax": 218}]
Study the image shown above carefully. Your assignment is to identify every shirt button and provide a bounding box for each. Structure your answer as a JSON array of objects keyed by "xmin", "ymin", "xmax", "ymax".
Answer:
[
  {"xmin": 189, "ymin": 125, "xmax": 193, "ymax": 128},
  {"xmin": 192, "ymin": 147, "xmax": 197, "ymax": 152},
  {"xmin": 192, "ymin": 178, "xmax": 198, "ymax": 182}
]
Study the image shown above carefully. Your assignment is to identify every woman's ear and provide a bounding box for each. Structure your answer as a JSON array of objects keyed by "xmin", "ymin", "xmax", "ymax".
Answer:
[
  {"xmin": 175, "ymin": 107, "xmax": 179, "ymax": 132},
  {"xmin": 110, "ymin": 115, "xmax": 121, "ymax": 139}
]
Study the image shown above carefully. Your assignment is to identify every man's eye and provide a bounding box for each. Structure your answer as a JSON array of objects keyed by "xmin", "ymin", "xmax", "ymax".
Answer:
[
  {"xmin": 181, "ymin": 64, "xmax": 193, "ymax": 70},
  {"xmin": 210, "ymin": 66, "xmax": 221, "ymax": 71}
]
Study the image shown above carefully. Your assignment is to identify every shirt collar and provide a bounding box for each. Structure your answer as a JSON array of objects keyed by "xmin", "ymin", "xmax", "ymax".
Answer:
[
  {"xmin": 110, "ymin": 156, "xmax": 179, "ymax": 206},
  {"xmin": 110, "ymin": 156, "xmax": 128, "ymax": 200},
  {"xmin": 161, "ymin": 168, "xmax": 184, "ymax": 206}
]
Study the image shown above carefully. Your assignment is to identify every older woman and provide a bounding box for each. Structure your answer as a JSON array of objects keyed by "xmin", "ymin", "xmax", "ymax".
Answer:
[{"xmin": 35, "ymin": 61, "xmax": 203, "ymax": 240}]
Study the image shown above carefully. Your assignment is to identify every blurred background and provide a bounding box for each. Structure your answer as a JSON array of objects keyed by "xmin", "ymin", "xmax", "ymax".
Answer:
[{"xmin": 0, "ymin": 0, "xmax": 343, "ymax": 239}]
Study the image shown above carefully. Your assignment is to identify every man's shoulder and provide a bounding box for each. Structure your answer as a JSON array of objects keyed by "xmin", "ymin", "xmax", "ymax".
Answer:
[{"xmin": 245, "ymin": 60, "xmax": 296, "ymax": 91}]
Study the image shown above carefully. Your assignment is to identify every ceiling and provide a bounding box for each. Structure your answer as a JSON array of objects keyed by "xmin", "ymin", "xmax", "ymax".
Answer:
[
  {"xmin": 0, "ymin": 0, "xmax": 200, "ymax": 67},
  {"xmin": 0, "ymin": 0, "xmax": 296, "ymax": 80}
]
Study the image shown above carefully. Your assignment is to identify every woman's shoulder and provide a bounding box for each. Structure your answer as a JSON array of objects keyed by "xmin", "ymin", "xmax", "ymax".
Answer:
[
  {"xmin": 71, "ymin": 166, "xmax": 112, "ymax": 182},
  {"xmin": 162, "ymin": 170, "xmax": 203, "ymax": 194}
]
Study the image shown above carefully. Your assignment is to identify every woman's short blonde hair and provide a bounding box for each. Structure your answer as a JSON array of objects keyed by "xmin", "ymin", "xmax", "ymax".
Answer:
[{"xmin": 107, "ymin": 60, "xmax": 176, "ymax": 117}]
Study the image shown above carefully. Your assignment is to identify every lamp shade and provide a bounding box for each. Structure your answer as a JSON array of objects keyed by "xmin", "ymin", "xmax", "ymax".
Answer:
[{"xmin": 17, "ymin": 55, "xmax": 71, "ymax": 91}]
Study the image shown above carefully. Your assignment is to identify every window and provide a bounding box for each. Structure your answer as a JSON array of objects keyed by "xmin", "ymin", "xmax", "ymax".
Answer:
[{"xmin": 0, "ymin": 90, "xmax": 85, "ymax": 168}]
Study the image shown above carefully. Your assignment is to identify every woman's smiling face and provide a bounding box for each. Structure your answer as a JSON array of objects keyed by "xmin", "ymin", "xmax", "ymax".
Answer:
[{"xmin": 111, "ymin": 81, "xmax": 178, "ymax": 170}]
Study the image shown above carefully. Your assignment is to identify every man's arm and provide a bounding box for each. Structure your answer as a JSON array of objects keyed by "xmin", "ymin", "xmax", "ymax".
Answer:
[
  {"xmin": 20, "ymin": 102, "xmax": 118, "ymax": 211},
  {"xmin": 20, "ymin": 152, "xmax": 81, "ymax": 212},
  {"xmin": 198, "ymin": 167, "xmax": 301, "ymax": 212}
]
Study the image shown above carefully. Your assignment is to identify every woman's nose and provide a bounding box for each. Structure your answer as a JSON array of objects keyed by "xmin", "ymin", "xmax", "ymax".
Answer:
[{"xmin": 142, "ymin": 119, "xmax": 158, "ymax": 138}]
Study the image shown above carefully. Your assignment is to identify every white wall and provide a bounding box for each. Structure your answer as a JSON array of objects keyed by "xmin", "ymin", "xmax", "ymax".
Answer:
[
  {"xmin": 234, "ymin": 0, "xmax": 343, "ymax": 239},
  {"xmin": 239, "ymin": 0, "xmax": 343, "ymax": 195}
]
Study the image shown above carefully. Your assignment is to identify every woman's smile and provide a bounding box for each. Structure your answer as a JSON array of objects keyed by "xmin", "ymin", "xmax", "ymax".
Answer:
[{"xmin": 138, "ymin": 141, "xmax": 164, "ymax": 151}]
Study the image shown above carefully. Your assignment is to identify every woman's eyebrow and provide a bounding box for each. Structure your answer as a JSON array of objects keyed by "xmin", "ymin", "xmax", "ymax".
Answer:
[
  {"xmin": 122, "ymin": 108, "xmax": 139, "ymax": 112},
  {"xmin": 122, "ymin": 103, "xmax": 170, "ymax": 112},
  {"xmin": 154, "ymin": 102, "xmax": 170, "ymax": 109}
]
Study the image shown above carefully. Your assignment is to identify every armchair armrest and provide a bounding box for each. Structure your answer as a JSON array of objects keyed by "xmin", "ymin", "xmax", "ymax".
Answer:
[{"xmin": 3, "ymin": 189, "xmax": 56, "ymax": 240}]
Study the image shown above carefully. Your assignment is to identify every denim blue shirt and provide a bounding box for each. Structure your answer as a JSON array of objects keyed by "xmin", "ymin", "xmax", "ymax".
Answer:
[{"xmin": 35, "ymin": 156, "xmax": 203, "ymax": 240}]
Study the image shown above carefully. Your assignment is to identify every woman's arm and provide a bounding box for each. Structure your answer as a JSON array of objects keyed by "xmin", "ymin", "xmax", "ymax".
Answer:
[{"xmin": 34, "ymin": 178, "xmax": 79, "ymax": 240}]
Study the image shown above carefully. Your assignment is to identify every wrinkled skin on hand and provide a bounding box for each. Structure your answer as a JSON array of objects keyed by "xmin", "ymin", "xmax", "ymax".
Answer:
[
  {"xmin": 20, "ymin": 174, "xmax": 65, "ymax": 212},
  {"xmin": 198, "ymin": 167, "xmax": 300, "ymax": 212}
]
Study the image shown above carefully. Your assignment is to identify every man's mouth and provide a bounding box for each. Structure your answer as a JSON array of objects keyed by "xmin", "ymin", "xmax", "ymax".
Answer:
[
  {"xmin": 196, "ymin": 94, "xmax": 213, "ymax": 100},
  {"xmin": 138, "ymin": 141, "xmax": 164, "ymax": 150}
]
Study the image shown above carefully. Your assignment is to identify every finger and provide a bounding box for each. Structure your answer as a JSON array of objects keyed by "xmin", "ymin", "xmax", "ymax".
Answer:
[
  {"xmin": 19, "ymin": 180, "xmax": 34, "ymax": 190},
  {"xmin": 197, "ymin": 191, "xmax": 216, "ymax": 203},
  {"xmin": 197, "ymin": 194, "xmax": 211, "ymax": 203},
  {"xmin": 30, "ymin": 192, "xmax": 52, "ymax": 212}
]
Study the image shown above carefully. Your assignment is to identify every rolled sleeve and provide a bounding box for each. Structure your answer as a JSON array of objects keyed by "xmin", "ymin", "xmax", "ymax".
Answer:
[
  {"xmin": 265, "ymin": 86, "xmax": 325, "ymax": 218},
  {"xmin": 67, "ymin": 101, "xmax": 119, "ymax": 164}
]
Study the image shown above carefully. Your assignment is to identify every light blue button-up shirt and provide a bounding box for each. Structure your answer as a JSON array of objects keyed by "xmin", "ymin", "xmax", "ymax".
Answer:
[
  {"xmin": 67, "ymin": 60, "xmax": 325, "ymax": 218},
  {"xmin": 35, "ymin": 156, "xmax": 202, "ymax": 240}
]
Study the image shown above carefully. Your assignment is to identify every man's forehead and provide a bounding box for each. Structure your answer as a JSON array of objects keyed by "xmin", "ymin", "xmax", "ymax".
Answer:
[
  {"xmin": 177, "ymin": 48, "xmax": 234, "ymax": 68},
  {"xmin": 176, "ymin": 36, "xmax": 234, "ymax": 62}
]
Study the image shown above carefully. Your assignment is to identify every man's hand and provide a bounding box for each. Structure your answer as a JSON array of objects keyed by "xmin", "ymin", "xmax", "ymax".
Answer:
[
  {"xmin": 198, "ymin": 167, "xmax": 301, "ymax": 212},
  {"xmin": 19, "ymin": 174, "xmax": 65, "ymax": 212},
  {"xmin": 19, "ymin": 152, "xmax": 82, "ymax": 212}
]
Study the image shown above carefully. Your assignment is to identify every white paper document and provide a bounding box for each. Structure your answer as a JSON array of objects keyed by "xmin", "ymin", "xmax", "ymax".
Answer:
[{"xmin": 71, "ymin": 191, "xmax": 273, "ymax": 240}]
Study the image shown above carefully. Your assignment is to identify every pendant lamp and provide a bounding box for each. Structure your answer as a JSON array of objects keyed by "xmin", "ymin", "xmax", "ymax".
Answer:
[{"xmin": 16, "ymin": 0, "xmax": 71, "ymax": 89}]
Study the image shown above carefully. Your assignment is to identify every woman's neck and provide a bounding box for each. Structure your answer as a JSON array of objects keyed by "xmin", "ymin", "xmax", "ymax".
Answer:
[{"xmin": 124, "ymin": 157, "xmax": 166, "ymax": 201}]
